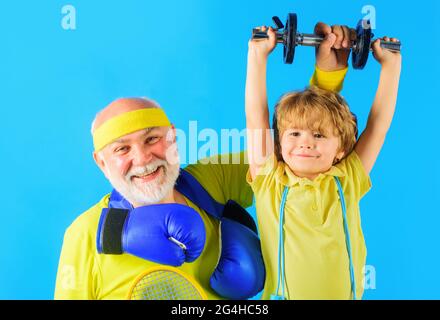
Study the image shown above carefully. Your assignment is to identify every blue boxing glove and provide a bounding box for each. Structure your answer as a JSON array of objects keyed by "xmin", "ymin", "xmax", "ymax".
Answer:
[
  {"xmin": 96, "ymin": 204, "xmax": 206, "ymax": 266},
  {"xmin": 210, "ymin": 217, "xmax": 265, "ymax": 299}
]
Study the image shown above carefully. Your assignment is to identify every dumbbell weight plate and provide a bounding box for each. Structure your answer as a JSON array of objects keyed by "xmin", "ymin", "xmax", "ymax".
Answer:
[
  {"xmin": 352, "ymin": 19, "xmax": 372, "ymax": 70},
  {"xmin": 284, "ymin": 13, "xmax": 297, "ymax": 64}
]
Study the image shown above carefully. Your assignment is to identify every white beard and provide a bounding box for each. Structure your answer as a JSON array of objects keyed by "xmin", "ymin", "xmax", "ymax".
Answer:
[{"xmin": 107, "ymin": 158, "xmax": 180, "ymax": 206}]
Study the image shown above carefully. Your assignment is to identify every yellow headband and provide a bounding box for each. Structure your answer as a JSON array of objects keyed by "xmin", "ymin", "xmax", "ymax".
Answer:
[{"xmin": 93, "ymin": 108, "xmax": 171, "ymax": 151}]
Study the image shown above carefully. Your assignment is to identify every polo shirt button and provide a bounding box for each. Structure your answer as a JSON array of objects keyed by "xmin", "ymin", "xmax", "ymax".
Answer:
[{"xmin": 312, "ymin": 205, "xmax": 318, "ymax": 211}]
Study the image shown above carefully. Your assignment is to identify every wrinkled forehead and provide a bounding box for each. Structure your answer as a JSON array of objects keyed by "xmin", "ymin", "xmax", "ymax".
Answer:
[{"xmin": 109, "ymin": 126, "xmax": 169, "ymax": 146}]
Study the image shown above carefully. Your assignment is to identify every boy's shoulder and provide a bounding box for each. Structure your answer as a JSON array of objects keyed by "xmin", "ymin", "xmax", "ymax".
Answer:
[
  {"xmin": 247, "ymin": 153, "xmax": 286, "ymax": 192},
  {"xmin": 335, "ymin": 150, "xmax": 367, "ymax": 177},
  {"xmin": 335, "ymin": 151, "xmax": 372, "ymax": 199}
]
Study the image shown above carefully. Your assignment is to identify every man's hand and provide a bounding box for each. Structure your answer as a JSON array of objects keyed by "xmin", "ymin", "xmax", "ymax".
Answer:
[{"xmin": 314, "ymin": 22, "xmax": 356, "ymax": 71}]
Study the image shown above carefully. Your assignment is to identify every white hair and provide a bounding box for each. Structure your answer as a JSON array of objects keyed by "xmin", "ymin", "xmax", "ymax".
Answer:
[{"xmin": 105, "ymin": 158, "xmax": 180, "ymax": 206}]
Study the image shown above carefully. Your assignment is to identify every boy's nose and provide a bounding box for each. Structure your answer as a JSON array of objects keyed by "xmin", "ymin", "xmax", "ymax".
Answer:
[{"xmin": 299, "ymin": 137, "xmax": 314, "ymax": 149}]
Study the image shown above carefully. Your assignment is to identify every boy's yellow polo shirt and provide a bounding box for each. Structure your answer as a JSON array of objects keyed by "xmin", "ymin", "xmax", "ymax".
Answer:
[{"xmin": 247, "ymin": 151, "xmax": 371, "ymax": 300}]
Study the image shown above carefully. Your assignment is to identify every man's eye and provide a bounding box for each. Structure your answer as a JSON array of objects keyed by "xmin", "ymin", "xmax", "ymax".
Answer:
[
  {"xmin": 115, "ymin": 146, "xmax": 129, "ymax": 153},
  {"xmin": 146, "ymin": 136, "xmax": 160, "ymax": 144}
]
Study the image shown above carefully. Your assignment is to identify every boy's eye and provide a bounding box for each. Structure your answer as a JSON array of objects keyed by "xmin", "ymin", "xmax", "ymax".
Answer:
[
  {"xmin": 289, "ymin": 131, "xmax": 300, "ymax": 137},
  {"xmin": 314, "ymin": 133, "xmax": 325, "ymax": 139}
]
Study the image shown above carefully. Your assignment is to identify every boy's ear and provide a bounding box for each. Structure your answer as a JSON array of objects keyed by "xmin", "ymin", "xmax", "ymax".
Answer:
[{"xmin": 334, "ymin": 149, "xmax": 345, "ymax": 164}]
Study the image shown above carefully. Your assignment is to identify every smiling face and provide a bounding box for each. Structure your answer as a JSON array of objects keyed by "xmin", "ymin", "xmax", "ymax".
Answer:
[
  {"xmin": 92, "ymin": 98, "xmax": 180, "ymax": 207},
  {"xmin": 273, "ymin": 87, "xmax": 357, "ymax": 180},
  {"xmin": 280, "ymin": 127, "xmax": 344, "ymax": 180},
  {"xmin": 95, "ymin": 126, "xmax": 180, "ymax": 206}
]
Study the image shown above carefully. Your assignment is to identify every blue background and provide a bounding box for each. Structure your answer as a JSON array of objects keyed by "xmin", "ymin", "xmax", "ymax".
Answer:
[{"xmin": 1, "ymin": 0, "xmax": 439, "ymax": 299}]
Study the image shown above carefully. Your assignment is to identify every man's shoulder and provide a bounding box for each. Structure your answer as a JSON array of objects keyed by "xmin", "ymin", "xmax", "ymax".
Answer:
[
  {"xmin": 182, "ymin": 152, "xmax": 248, "ymax": 182},
  {"xmin": 65, "ymin": 194, "xmax": 110, "ymax": 237},
  {"xmin": 182, "ymin": 152, "xmax": 253, "ymax": 207}
]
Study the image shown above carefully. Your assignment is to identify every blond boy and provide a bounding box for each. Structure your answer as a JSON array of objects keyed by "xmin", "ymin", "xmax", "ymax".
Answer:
[{"xmin": 245, "ymin": 26, "xmax": 401, "ymax": 299}]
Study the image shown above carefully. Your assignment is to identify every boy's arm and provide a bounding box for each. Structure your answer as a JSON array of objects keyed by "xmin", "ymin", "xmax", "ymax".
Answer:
[
  {"xmin": 245, "ymin": 27, "xmax": 277, "ymax": 180},
  {"xmin": 355, "ymin": 37, "xmax": 402, "ymax": 175}
]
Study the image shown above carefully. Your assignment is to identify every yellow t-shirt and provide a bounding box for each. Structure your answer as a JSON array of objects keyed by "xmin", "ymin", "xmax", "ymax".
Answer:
[
  {"xmin": 54, "ymin": 66, "xmax": 347, "ymax": 300},
  {"xmin": 54, "ymin": 152, "xmax": 253, "ymax": 300},
  {"xmin": 247, "ymin": 151, "xmax": 371, "ymax": 300}
]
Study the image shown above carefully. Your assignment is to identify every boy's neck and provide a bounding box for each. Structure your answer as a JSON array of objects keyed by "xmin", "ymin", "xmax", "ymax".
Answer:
[{"xmin": 293, "ymin": 172, "xmax": 319, "ymax": 181}]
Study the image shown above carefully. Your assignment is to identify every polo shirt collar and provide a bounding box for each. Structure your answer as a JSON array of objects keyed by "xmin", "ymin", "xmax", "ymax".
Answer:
[{"xmin": 275, "ymin": 161, "xmax": 345, "ymax": 187}]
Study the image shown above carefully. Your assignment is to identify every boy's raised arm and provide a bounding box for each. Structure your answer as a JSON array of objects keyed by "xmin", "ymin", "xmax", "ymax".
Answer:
[
  {"xmin": 245, "ymin": 22, "xmax": 371, "ymax": 180},
  {"xmin": 245, "ymin": 26, "xmax": 277, "ymax": 180},
  {"xmin": 355, "ymin": 37, "xmax": 402, "ymax": 175}
]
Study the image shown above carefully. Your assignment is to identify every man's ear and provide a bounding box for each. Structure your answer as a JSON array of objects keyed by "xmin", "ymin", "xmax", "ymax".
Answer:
[
  {"xmin": 169, "ymin": 124, "xmax": 177, "ymax": 143},
  {"xmin": 93, "ymin": 151, "xmax": 109, "ymax": 179},
  {"xmin": 165, "ymin": 125, "xmax": 180, "ymax": 165}
]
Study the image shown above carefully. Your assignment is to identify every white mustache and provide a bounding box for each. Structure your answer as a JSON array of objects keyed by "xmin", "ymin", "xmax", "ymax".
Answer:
[{"xmin": 126, "ymin": 159, "xmax": 168, "ymax": 180}]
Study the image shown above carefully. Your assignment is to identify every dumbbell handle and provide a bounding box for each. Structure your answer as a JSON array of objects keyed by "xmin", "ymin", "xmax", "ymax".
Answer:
[
  {"xmin": 252, "ymin": 29, "xmax": 285, "ymax": 43},
  {"xmin": 297, "ymin": 33, "xmax": 401, "ymax": 52},
  {"xmin": 252, "ymin": 30, "xmax": 401, "ymax": 52}
]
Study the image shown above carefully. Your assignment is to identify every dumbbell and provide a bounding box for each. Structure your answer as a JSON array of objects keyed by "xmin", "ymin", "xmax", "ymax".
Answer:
[{"xmin": 252, "ymin": 13, "xmax": 401, "ymax": 69}]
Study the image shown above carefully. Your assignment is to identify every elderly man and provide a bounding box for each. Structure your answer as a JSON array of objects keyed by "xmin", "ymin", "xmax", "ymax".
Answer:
[
  {"xmin": 55, "ymin": 97, "xmax": 266, "ymax": 299},
  {"xmin": 55, "ymin": 22, "xmax": 352, "ymax": 300}
]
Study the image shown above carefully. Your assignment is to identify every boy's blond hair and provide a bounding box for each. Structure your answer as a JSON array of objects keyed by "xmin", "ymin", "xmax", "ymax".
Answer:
[{"xmin": 273, "ymin": 86, "xmax": 357, "ymax": 162}]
